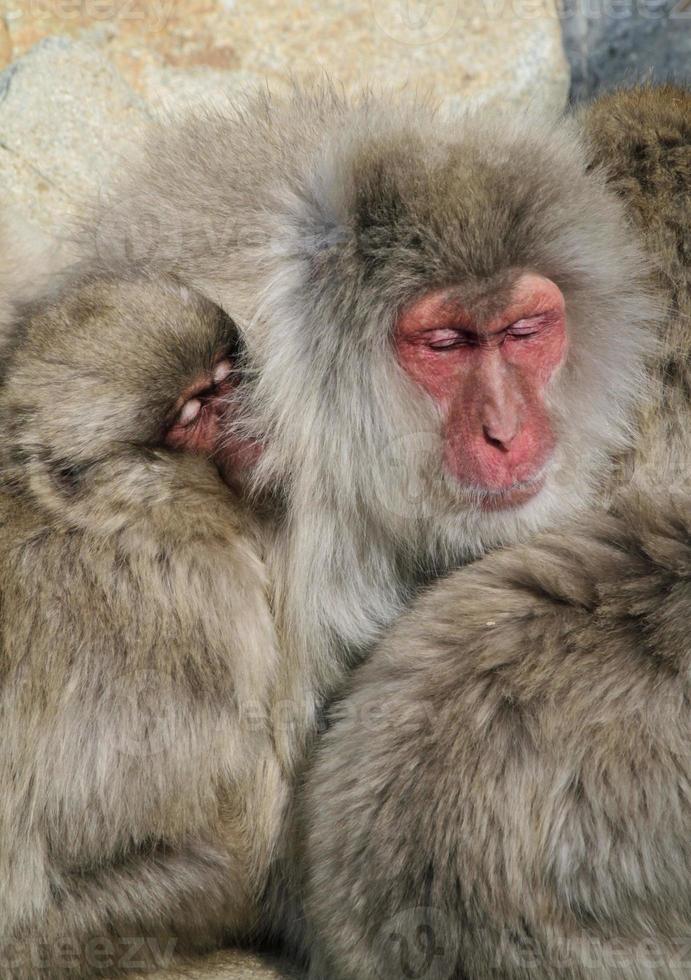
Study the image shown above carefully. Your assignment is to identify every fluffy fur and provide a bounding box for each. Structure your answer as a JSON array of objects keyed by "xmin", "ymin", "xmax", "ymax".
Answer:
[
  {"xmin": 87, "ymin": 86, "xmax": 657, "ymax": 768},
  {"xmin": 303, "ymin": 497, "xmax": 691, "ymax": 979},
  {"xmin": 0, "ymin": 277, "xmax": 285, "ymax": 976},
  {"xmin": 298, "ymin": 85, "xmax": 691, "ymax": 978},
  {"xmin": 0, "ymin": 210, "xmax": 72, "ymax": 351},
  {"xmin": 41, "ymin": 83, "xmax": 685, "ymax": 977}
]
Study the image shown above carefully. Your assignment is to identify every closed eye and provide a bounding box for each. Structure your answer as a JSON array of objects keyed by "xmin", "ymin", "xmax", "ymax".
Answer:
[
  {"xmin": 422, "ymin": 329, "xmax": 472, "ymax": 351},
  {"xmin": 506, "ymin": 313, "xmax": 555, "ymax": 339}
]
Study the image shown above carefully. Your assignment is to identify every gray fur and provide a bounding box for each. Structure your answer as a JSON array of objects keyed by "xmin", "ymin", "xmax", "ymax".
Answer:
[
  {"xmin": 0, "ymin": 276, "xmax": 285, "ymax": 976},
  {"xmin": 298, "ymin": 85, "xmax": 691, "ymax": 978},
  {"xmin": 303, "ymin": 496, "xmax": 691, "ymax": 979},
  {"xmin": 42, "ymin": 83, "xmax": 688, "ymax": 977},
  {"xmin": 87, "ymin": 85, "xmax": 657, "ymax": 766}
]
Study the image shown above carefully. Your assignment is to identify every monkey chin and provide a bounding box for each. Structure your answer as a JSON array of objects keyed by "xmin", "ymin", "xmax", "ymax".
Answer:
[{"xmin": 469, "ymin": 463, "xmax": 550, "ymax": 512}]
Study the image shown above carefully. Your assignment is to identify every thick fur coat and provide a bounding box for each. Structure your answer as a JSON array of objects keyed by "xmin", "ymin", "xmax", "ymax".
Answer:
[
  {"xmin": 0, "ymin": 278, "xmax": 284, "ymax": 976},
  {"xmin": 299, "ymin": 85, "xmax": 691, "ymax": 978},
  {"xmin": 88, "ymin": 86, "xmax": 657, "ymax": 767}
]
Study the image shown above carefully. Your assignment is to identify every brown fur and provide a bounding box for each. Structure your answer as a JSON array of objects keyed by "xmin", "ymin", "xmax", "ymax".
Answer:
[
  {"xmin": 6, "ymin": 83, "xmax": 686, "ymax": 978},
  {"xmin": 85, "ymin": 84, "xmax": 657, "ymax": 773},
  {"xmin": 583, "ymin": 84, "xmax": 691, "ymax": 496},
  {"xmin": 0, "ymin": 276, "xmax": 285, "ymax": 976},
  {"xmin": 0, "ymin": 211, "xmax": 73, "ymax": 352},
  {"xmin": 298, "ymin": 85, "xmax": 691, "ymax": 978}
]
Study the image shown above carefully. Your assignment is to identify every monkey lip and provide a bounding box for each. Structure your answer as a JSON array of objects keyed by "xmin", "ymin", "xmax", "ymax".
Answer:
[{"xmin": 477, "ymin": 469, "xmax": 548, "ymax": 510}]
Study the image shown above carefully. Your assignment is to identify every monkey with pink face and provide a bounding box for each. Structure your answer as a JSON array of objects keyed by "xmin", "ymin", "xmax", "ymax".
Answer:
[
  {"xmin": 0, "ymin": 83, "xmax": 687, "ymax": 978},
  {"xmin": 80, "ymin": 83, "xmax": 689, "ymax": 979},
  {"xmin": 0, "ymin": 274, "xmax": 286, "ymax": 977}
]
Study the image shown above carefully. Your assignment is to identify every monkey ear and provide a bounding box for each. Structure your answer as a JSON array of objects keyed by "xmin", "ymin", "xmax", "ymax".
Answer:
[
  {"xmin": 304, "ymin": 221, "xmax": 349, "ymax": 255},
  {"xmin": 45, "ymin": 456, "xmax": 93, "ymax": 498}
]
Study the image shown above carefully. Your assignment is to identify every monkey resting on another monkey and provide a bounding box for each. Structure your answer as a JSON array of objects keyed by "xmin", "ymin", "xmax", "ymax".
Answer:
[
  {"xmin": 0, "ymin": 275, "xmax": 285, "ymax": 978},
  {"xmin": 298, "ymin": 86, "xmax": 691, "ymax": 979},
  {"xmin": 55, "ymin": 82, "xmax": 688, "ymax": 978}
]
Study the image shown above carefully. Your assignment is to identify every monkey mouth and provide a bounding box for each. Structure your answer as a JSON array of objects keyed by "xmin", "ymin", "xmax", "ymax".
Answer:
[{"xmin": 476, "ymin": 468, "xmax": 548, "ymax": 511}]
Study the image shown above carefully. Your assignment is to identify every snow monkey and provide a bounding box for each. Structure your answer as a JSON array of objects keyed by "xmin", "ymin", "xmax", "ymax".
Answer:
[
  {"xmin": 88, "ymin": 83, "xmax": 657, "ymax": 761},
  {"xmin": 296, "ymin": 85, "xmax": 691, "ymax": 978},
  {"xmin": 0, "ymin": 275, "xmax": 285, "ymax": 977},
  {"xmin": 68, "ymin": 83, "xmax": 687, "ymax": 976}
]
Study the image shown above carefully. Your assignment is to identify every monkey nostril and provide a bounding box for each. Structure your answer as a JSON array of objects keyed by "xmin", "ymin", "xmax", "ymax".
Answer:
[{"xmin": 482, "ymin": 425, "xmax": 514, "ymax": 451}]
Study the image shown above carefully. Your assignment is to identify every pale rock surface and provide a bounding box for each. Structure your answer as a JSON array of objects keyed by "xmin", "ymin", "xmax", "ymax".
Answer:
[
  {"xmin": 0, "ymin": 36, "xmax": 148, "ymax": 233},
  {"xmin": 133, "ymin": 950, "xmax": 300, "ymax": 979},
  {"xmin": 5, "ymin": 0, "xmax": 570, "ymax": 114}
]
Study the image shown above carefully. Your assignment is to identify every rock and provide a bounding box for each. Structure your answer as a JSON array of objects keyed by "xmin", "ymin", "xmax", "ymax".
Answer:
[
  {"xmin": 0, "ymin": 17, "xmax": 12, "ymax": 70},
  {"xmin": 561, "ymin": 0, "xmax": 691, "ymax": 102},
  {"xmin": 5, "ymin": 0, "xmax": 570, "ymax": 115},
  {"xmin": 0, "ymin": 36, "xmax": 149, "ymax": 233}
]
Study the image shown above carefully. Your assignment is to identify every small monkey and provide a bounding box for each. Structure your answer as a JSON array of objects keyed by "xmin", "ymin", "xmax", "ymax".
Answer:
[{"xmin": 0, "ymin": 275, "xmax": 285, "ymax": 977}]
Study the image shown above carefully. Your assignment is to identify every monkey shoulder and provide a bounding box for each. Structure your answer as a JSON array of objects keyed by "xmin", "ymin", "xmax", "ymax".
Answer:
[
  {"xmin": 580, "ymin": 85, "xmax": 690, "ymax": 307},
  {"xmin": 304, "ymin": 501, "xmax": 691, "ymax": 965},
  {"xmin": 0, "ymin": 470, "xmax": 273, "ymax": 690},
  {"xmin": 333, "ymin": 497, "xmax": 691, "ymax": 746},
  {"xmin": 581, "ymin": 85, "xmax": 690, "ymax": 211}
]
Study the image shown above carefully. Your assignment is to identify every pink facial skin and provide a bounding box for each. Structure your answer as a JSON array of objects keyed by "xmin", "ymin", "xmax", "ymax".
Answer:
[
  {"xmin": 396, "ymin": 273, "xmax": 568, "ymax": 509},
  {"xmin": 165, "ymin": 357, "xmax": 262, "ymax": 488}
]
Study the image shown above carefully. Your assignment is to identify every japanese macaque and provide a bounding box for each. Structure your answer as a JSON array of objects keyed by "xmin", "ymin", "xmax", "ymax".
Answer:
[
  {"xmin": 87, "ymin": 85, "xmax": 656, "ymax": 761},
  {"xmin": 0, "ymin": 275, "xmax": 285, "ymax": 977},
  {"xmin": 297, "ymin": 85, "xmax": 691, "ymax": 978},
  {"xmin": 70, "ymin": 83, "xmax": 688, "ymax": 978}
]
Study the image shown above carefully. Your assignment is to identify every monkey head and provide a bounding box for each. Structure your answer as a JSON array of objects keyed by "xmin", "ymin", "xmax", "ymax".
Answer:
[
  {"xmin": 239, "ymin": 98, "xmax": 658, "ymax": 562},
  {"xmin": 0, "ymin": 276, "xmax": 255, "ymax": 528}
]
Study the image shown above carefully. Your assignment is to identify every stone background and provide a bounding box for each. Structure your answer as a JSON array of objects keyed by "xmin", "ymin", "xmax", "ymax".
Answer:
[
  {"xmin": 0, "ymin": 1, "xmax": 685, "ymax": 977},
  {"xmin": 0, "ymin": 0, "xmax": 573, "ymax": 241}
]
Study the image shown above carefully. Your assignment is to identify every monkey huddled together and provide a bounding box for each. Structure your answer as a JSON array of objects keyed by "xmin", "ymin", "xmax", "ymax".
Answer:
[{"xmin": 0, "ymin": 83, "xmax": 688, "ymax": 979}]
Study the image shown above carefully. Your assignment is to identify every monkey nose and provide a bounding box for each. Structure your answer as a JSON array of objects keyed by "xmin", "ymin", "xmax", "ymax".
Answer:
[{"xmin": 482, "ymin": 417, "xmax": 519, "ymax": 451}]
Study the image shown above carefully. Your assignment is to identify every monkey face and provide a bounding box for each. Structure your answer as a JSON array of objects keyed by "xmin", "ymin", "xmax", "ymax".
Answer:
[
  {"xmin": 395, "ymin": 274, "xmax": 568, "ymax": 510},
  {"xmin": 163, "ymin": 351, "xmax": 262, "ymax": 488},
  {"xmin": 238, "ymin": 101, "xmax": 656, "ymax": 555},
  {"xmin": 0, "ymin": 276, "xmax": 258, "ymax": 510}
]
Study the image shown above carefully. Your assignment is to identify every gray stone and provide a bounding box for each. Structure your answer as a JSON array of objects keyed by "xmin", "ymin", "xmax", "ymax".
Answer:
[
  {"xmin": 132, "ymin": 950, "xmax": 301, "ymax": 980},
  {"xmin": 134, "ymin": 0, "xmax": 571, "ymax": 118},
  {"xmin": 0, "ymin": 36, "xmax": 149, "ymax": 232},
  {"xmin": 561, "ymin": 0, "xmax": 690, "ymax": 102}
]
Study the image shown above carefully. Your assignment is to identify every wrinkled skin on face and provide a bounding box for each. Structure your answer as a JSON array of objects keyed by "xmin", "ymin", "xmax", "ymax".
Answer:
[{"xmin": 396, "ymin": 274, "xmax": 568, "ymax": 510}]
